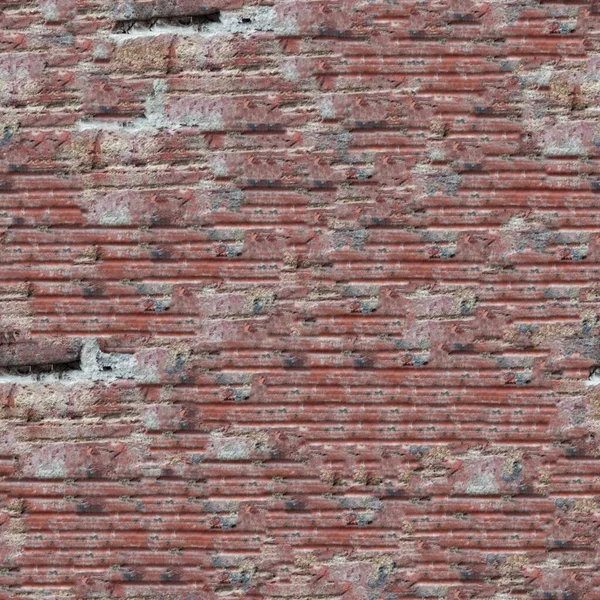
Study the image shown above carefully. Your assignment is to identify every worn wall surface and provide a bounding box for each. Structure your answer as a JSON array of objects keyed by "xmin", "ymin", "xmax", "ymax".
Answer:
[{"xmin": 1, "ymin": 0, "xmax": 600, "ymax": 598}]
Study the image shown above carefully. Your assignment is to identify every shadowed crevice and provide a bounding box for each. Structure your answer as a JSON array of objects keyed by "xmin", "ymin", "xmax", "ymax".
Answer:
[{"xmin": 113, "ymin": 11, "xmax": 221, "ymax": 34}]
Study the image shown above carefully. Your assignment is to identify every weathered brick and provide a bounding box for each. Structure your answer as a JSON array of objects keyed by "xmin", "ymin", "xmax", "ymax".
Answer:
[{"xmin": 2, "ymin": 0, "xmax": 600, "ymax": 598}]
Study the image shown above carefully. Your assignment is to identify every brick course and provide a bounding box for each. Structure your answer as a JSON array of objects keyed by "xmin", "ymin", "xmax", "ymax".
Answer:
[{"xmin": 2, "ymin": 1, "xmax": 600, "ymax": 598}]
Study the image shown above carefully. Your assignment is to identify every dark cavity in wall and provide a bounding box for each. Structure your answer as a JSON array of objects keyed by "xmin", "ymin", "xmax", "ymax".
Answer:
[
  {"xmin": 113, "ymin": 12, "xmax": 221, "ymax": 34},
  {"xmin": 4, "ymin": 359, "xmax": 81, "ymax": 377}
]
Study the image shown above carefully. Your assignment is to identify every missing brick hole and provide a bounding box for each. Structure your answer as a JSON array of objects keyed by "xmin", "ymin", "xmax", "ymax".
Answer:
[
  {"xmin": 3, "ymin": 359, "xmax": 81, "ymax": 378},
  {"xmin": 113, "ymin": 12, "xmax": 221, "ymax": 34}
]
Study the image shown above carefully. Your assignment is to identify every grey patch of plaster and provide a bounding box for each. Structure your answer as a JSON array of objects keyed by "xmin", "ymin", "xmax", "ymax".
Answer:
[
  {"xmin": 318, "ymin": 96, "xmax": 336, "ymax": 119},
  {"xmin": 171, "ymin": 101, "xmax": 223, "ymax": 130},
  {"xmin": 467, "ymin": 471, "xmax": 498, "ymax": 495},
  {"xmin": 79, "ymin": 339, "xmax": 138, "ymax": 379},
  {"xmin": 39, "ymin": 0, "xmax": 62, "ymax": 21},
  {"xmin": 143, "ymin": 407, "xmax": 160, "ymax": 430},
  {"xmin": 212, "ymin": 433, "xmax": 251, "ymax": 460},
  {"xmin": 218, "ymin": 440, "xmax": 249, "ymax": 460},
  {"xmin": 99, "ymin": 202, "xmax": 131, "ymax": 226},
  {"xmin": 77, "ymin": 121, "xmax": 120, "ymax": 131},
  {"xmin": 210, "ymin": 154, "xmax": 229, "ymax": 177},
  {"xmin": 35, "ymin": 457, "xmax": 66, "ymax": 479},
  {"xmin": 501, "ymin": 214, "xmax": 529, "ymax": 231},
  {"xmin": 142, "ymin": 79, "xmax": 170, "ymax": 128},
  {"xmin": 207, "ymin": 7, "xmax": 297, "ymax": 36},
  {"xmin": 281, "ymin": 60, "xmax": 299, "ymax": 82},
  {"xmin": 83, "ymin": 189, "xmax": 133, "ymax": 226},
  {"xmin": 543, "ymin": 135, "xmax": 586, "ymax": 158}
]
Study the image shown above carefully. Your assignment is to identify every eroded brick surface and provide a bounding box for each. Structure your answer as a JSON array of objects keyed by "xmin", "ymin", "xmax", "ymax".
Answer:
[{"xmin": 1, "ymin": 1, "xmax": 600, "ymax": 598}]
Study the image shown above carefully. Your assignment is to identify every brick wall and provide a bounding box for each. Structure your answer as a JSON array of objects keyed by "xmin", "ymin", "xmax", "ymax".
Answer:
[{"xmin": 1, "ymin": 1, "xmax": 600, "ymax": 598}]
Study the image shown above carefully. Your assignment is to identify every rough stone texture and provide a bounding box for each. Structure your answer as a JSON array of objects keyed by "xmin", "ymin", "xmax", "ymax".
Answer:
[{"xmin": 1, "ymin": 1, "xmax": 600, "ymax": 599}]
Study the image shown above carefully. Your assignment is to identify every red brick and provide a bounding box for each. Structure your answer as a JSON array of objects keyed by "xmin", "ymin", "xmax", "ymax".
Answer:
[{"xmin": 2, "ymin": 1, "xmax": 600, "ymax": 599}]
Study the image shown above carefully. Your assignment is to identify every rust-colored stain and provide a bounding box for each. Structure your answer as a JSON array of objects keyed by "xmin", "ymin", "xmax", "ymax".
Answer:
[{"xmin": 1, "ymin": 1, "xmax": 600, "ymax": 598}]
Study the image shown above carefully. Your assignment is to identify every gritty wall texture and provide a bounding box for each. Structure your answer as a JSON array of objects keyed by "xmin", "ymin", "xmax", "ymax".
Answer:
[{"xmin": 1, "ymin": 0, "xmax": 600, "ymax": 598}]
